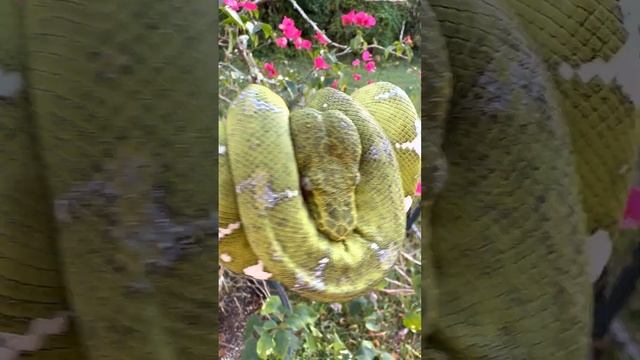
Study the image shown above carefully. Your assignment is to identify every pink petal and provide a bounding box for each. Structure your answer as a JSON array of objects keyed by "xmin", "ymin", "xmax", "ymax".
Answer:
[
  {"xmin": 224, "ymin": 0, "xmax": 241, "ymax": 11},
  {"xmin": 314, "ymin": 31, "xmax": 329, "ymax": 45},
  {"xmin": 275, "ymin": 37, "xmax": 288, "ymax": 48},
  {"xmin": 313, "ymin": 56, "xmax": 330, "ymax": 70},
  {"xmin": 364, "ymin": 61, "xmax": 376, "ymax": 73},
  {"xmin": 621, "ymin": 187, "xmax": 640, "ymax": 228},
  {"xmin": 241, "ymin": 1, "xmax": 257, "ymax": 11},
  {"xmin": 352, "ymin": 73, "xmax": 362, "ymax": 81}
]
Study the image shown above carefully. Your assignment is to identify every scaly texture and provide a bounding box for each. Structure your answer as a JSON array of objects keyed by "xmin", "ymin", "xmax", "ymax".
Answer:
[
  {"xmin": 218, "ymin": 83, "xmax": 420, "ymax": 302},
  {"xmin": 423, "ymin": 0, "xmax": 640, "ymax": 358},
  {"xmin": 1, "ymin": 1, "xmax": 216, "ymax": 359}
]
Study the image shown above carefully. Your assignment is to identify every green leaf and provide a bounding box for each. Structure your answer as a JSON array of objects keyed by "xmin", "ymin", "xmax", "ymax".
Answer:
[
  {"xmin": 223, "ymin": 7, "xmax": 244, "ymax": 29},
  {"xmin": 364, "ymin": 313, "xmax": 381, "ymax": 331},
  {"xmin": 379, "ymin": 352, "xmax": 394, "ymax": 360},
  {"xmin": 403, "ymin": 311, "xmax": 422, "ymax": 333},
  {"xmin": 262, "ymin": 319, "xmax": 278, "ymax": 331},
  {"xmin": 274, "ymin": 330, "xmax": 291, "ymax": 359},
  {"xmin": 244, "ymin": 314, "xmax": 262, "ymax": 340},
  {"xmin": 261, "ymin": 296, "xmax": 283, "ymax": 316},
  {"xmin": 261, "ymin": 23, "xmax": 273, "ymax": 38},
  {"xmin": 303, "ymin": 331, "xmax": 318, "ymax": 353},
  {"xmin": 355, "ymin": 340, "xmax": 377, "ymax": 360},
  {"xmin": 256, "ymin": 332, "xmax": 275, "ymax": 359},
  {"xmin": 240, "ymin": 337, "xmax": 260, "ymax": 360},
  {"xmin": 404, "ymin": 45, "xmax": 414, "ymax": 62},
  {"xmin": 347, "ymin": 297, "xmax": 369, "ymax": 316},
  {"xmin": 326, "ymin": 51, "xmax": 338, "ymax": 63},
  {"xmin": 384, "ymin": 46, "xmax": 392, "ymax": 60},
  {"xmin": 329, "ymin": 332, "xmax": 346, "ymax": 353},
  {"xmin": 350, "ymin": 35, "xmax": 363, "ymax": 51},
  {"xmin": 283, "ymin": 313, "xmax": 305, "ymax": 331},
  {"xmin": 250, "ymin": 33, "xmax": 259, "ymax": 47}
]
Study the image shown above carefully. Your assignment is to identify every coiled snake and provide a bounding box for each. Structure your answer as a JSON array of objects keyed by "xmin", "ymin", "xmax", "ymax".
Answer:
[
  {"xmin": 219, "ymin": 82, "xmax": 420, "ymax": 302},
  {"xmin": 423, "ymin": 0, "xmax": 639, "ymax": 358}
]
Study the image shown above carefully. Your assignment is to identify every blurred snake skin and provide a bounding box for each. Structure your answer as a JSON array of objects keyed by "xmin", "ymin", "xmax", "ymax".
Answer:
[
  {"xmin": 1, "ymin": 1, "xmax": 216, "ymax": 359},
  {"xmin": 422, "ymin": 0, "xmax": 639, "ymax": 358}
]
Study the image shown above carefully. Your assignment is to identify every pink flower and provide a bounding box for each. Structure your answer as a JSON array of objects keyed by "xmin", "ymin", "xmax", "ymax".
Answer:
[
  {"xmin": 283, "ymin": 26, "xmax": 302, "ymax": 40},
  {"xmin": 279, "ymin": 17, "xmax": 302, "ymax": 40},
  {"xmin": 352, "ymin": 73, "xmax": 362, "ymax": 81},
  {"xmin": 241, "ymin": 1, "xmax": 257, "ymax": 11},
  {"xmin": 224, "ymin": 0, "xmax": 241, "ymax": 11},
  {"xmin": 354, "ymin": 11, "xmax": 369, "ymax": 27},
  {"xmin": 341, "ymin": 10, "xmax": 357, "ymax": 26},
  {"xmin": 362, "ymin": 50, "xmax": 372, "ymax": 61},
  {"xmin": 621, "ymin": 187, "xmax": 640, "ymax": 229},
  {"xmin": 331, "ymin": 79, "xmax": 339, "ymax": 89},
  {"xmin": 279, "ymin": 17, "xmax": 295, "ymax": 30},
  {"xmin": 275, "ymin": 37, "xmax": 288, "ymax": 48},
  {"xmin": 342, "ymin": 10, "xmax": 375, "ymax": 28},
  {"xmin": 314, "ymin": 31, "xmax": 329, "ymax": 45},
  {"xmin": 293, "ymin": 37, "xmax": 312, "ymax": 50},
  {"xmin": 263, "ymin": 62, "xmax": 278, "ymax": 78},
  {"xmin": 313, "ymin": 56, "xmax": 330, "ymax": 70},
  {"xmin": 403, "ymin": 35, "xmax": 413, "ymax": 46},
  {"xmin": 364, "ymin": 15, "xmax": 376, "ymax": 28},
  {"xmin": 352, "ymin": 59, "xmax": 360, "ymax": 67},
  {"xmin": 367, "ymin": 79, "xmax": 375, "ymax": 84},
  {"xmin": 415, "ymin": 182, "xmax": 422, "ymax": 196},
  {"xmin": 364, "ymin": 61, "xmax": 376, "ymax": 73}
]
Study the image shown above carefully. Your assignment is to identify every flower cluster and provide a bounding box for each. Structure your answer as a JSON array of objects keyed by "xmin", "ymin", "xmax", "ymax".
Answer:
[
  {"xmin": 263, "ymin": 62, "xmax": 278, "ymax": 79},
  {"xmin": 351, "ymin": 50, "xmax": 377, "ymax": 81},
  {"xmin": 224, "ymin": 0, "xmax": 257, "ymax": 12},
  {"xmin": 276, "ymin": 17, "xmax": 329, "ymax": 50},
  {"xmin": 341, "ymin": 10, "xmax": 376, "ymax": 28}
]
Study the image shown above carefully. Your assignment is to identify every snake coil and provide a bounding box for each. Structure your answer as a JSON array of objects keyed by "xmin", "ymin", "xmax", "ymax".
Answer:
[{"xmin": 219, "ymin": 82, "xmax": 420, "ymax": 302}]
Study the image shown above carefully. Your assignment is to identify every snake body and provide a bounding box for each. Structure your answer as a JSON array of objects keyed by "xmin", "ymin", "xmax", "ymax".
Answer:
[
  {"xmin": 1, "ymin": 1, "xmax": 216, "ymax": 358},
  {"xmin": 423, "ymin": 0, "xmax": 639, "ymax": 358},
  {"xmin": 219, "ymin": 82, "xmax": 420, "ymax": 302}
]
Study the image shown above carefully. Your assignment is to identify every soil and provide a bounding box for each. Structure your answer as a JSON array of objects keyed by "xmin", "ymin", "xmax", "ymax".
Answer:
[{"xmin": 219, "ymin": 272, "xmax": 266, "ymax": 360}]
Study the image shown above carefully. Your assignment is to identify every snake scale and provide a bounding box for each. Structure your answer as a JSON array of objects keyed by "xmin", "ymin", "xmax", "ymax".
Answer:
[
  {"xmin": 423, "ymin": 0, "xmax": 639, "ymax": 358},
  {"xmin": 218, "ymin": 82, "xmax": 420, "ymax": 302},
  {"xmin": 1, "ymin": 1, "xmax": 216, "ymax": 359}
]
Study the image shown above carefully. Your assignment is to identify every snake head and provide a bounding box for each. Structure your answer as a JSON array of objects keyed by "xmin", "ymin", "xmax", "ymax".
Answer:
[{"xmin": 290, "ymin": 108, "xmax": 362, "ymax": 241}]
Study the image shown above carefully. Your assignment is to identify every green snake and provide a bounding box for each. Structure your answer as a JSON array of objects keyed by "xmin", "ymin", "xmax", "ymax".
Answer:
[
  {"xmin": 1, "ymin": 1, "xmax": 216, "ymax": 359},
  {"xmin": 423, "ymin": 0, "xmax": 640, "ymax": 358},
  {"xmin": 218, "ymin": 82, "xmax": 420, "ymax": 302}
]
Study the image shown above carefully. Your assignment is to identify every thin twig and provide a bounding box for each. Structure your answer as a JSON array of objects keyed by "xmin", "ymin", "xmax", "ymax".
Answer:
[
  {"xmin": 401, "ymin": 251, "xmax": 421, "ymax": 266},
  {"xmin": 385, "ymin": 277, "xmax": 409, "ymax": 288},
  {"xmin": 393, "ymin": 265, "xmax": 413, "ymax": 285},
  {"xmin": 287, "ymin": 0, "xmax": 347, "ymax": 49},
  {"xmin": 219, "ymin": 94, "xmax": 232, "ymax": 104},
  {"xmin": 379, "ymin": 288, "xmax": 415, "ymax": 295},
  {"xmin": 399, "ymin": 21, "xmax": 406, "ymax": 42}
]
